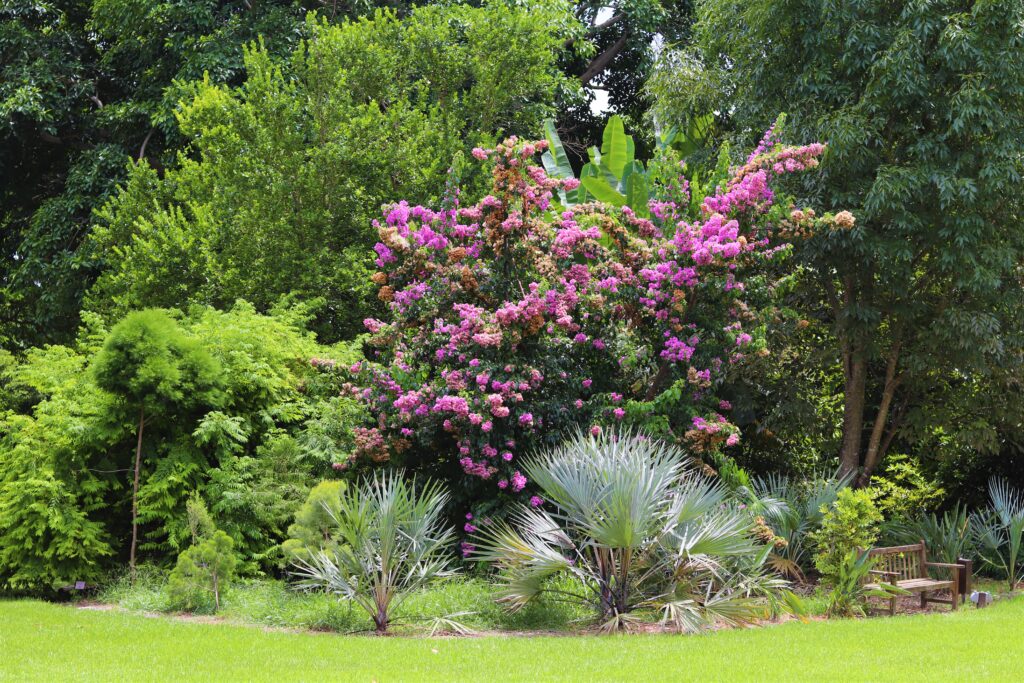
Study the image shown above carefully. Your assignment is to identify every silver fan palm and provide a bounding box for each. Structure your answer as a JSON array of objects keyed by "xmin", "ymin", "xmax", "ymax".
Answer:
[
  {"xmin": 472, "ymin": 428, "xmax": 780, "ymax": 631},
  {"xmin": 292, "ymin": 470, "xmax": 456, "ymax": 632}
]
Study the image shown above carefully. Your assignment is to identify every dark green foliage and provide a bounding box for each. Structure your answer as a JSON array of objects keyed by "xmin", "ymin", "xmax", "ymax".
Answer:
[
  {"xmin": 886, "ymin": 505, "xmax": 973, "ymax": 568},
  {"xmin": 0, "ymin": 0, "xmax": 311, "ymax": 348},
  {"xmin": 652, "ymin": 0, "xmax": 1024, "ymax": 483},
  {"xmin": 556, "ymin": 1, "xmax": 697, "ymax": 164}
]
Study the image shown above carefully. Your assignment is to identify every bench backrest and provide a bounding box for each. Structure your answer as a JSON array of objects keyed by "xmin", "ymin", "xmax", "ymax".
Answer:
[{"xmin": 867, "ymin": 541, "xmax": 928, "ymax": 580}]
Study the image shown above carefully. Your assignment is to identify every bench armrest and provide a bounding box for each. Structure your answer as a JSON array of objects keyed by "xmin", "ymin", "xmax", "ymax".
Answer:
[{"xmin": 924, "ymin": 561, "xmax": 961, "ymax": 583}]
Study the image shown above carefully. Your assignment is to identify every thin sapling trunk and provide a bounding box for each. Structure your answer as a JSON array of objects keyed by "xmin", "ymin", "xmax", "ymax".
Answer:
[{"xmin": 130, "ymin": 406, "xmax": 144, "ymax": 581}]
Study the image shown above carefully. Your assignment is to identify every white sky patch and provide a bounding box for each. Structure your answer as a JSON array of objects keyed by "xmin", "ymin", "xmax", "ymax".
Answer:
[{"xmin": 590, "ymin": 88, "xmax": 611, "ymax": 115}]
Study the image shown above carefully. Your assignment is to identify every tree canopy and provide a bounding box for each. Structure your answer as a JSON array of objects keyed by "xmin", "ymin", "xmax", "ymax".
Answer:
[{"xmin": 650, "ymin": 0, "xmax": 1024, "ymax": 483}]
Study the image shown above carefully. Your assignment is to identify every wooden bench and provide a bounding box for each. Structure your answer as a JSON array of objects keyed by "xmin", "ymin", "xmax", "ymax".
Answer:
[{"xmin": 863, "ymin": 541, "xmax": 967, "ymax": 615}]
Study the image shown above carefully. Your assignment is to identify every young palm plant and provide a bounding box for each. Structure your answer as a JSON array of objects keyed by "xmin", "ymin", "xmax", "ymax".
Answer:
[
  {"xmin": 888, "ymin": 504, "xmax": 973, "ymax": 568},
  {"xmin": 472, "ymin": 429, "xmax": 781, "ymax": 632},
  {"xmin": 749, "ymin": 470, "xmax": 851, "ymax": 580},
  {"xmin": 292, "ymin": 471, "xmax": 456, "ymax": 633},
  {"xmin": 824, "ymin": 550, "xmax": 907, "ymax": 618},
  {"xmin": 972, "ymin": 477, "xmax": 1024, "ymax": 591}
]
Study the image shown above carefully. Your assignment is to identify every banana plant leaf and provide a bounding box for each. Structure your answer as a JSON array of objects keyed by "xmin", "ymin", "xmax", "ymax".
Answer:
[{"xmin": 540, "ymin": 119, "xmax": 578, "ymax": 205}]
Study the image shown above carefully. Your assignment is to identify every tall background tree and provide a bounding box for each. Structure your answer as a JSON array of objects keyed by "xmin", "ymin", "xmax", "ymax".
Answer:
[
  {"xmin": 0, "ymin": 0, "xmax": 316, "ymax": 348},
  {"xmin": 2, "ymin": 0, "xmax": 583, "ymax": 346},
  {"xmin": 650, "ymin": 0, "xmax": 1024, "ymax": 484},
  {"xmin": 85, "ymin": 4, "xmax": 580, "ymax": 342}
]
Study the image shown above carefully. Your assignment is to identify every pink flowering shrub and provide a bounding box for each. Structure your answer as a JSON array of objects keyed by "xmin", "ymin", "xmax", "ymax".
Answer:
[{"xmin": 341, "ymin": 132, "xmax": 830, "ymax": 515}]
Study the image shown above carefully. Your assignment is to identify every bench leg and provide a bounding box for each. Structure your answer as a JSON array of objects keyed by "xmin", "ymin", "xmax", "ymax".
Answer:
[
  {"xmin": 951, "ymin": 583, "xmax": 959, "ymax": 611},
  {"xmin": 920, "ymin": 591, "xmax": 927, "ymax": 609},
  {"xmin": 889, "ymin": 596, "xmax": 896, "ymax": 616}
]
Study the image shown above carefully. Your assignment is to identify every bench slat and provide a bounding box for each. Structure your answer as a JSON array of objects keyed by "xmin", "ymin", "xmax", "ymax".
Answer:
[{"xmin": 868, "ymin": 543, "xmax": 925, "ymax": 554}]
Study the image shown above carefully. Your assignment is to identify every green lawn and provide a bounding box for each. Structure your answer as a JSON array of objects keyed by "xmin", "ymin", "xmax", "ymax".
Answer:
[{"xmin": 2, "ymin": 597, "xmax": 1023, "ymax": 682}]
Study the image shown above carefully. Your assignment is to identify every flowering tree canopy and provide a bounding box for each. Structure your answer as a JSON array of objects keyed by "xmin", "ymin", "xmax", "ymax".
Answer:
[{"xmin": 339, "ymin": 131, "xmax": 845, "ymax": 520}]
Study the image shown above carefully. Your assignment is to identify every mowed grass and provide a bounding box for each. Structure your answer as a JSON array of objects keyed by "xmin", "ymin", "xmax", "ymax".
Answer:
[{"xmin": 2, "ymin": 597, "xmax": 1023, "ymax": 682}]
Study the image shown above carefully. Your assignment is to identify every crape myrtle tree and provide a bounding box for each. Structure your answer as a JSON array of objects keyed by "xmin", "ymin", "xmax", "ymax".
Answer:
[
  {"xmin": 650, "ymin": 0, "xmax": 1024, "ymax": 483},
  {"xmin": 92, "ymin": 309, "xmax": 222, "ymax": 576},
  {"xmin": 334, "ymin": 131, "xmax": 850, "ymax": 530}
]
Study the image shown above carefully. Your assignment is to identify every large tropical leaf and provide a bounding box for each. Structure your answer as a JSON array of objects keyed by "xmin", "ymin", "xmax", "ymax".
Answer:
[
  {"xmin": 673, "ymin": 112, "xmax": 714, "ymax": 159},
  {"xmin": 625, "ymin": 166, "xmax": 650, "ymax": 218},
  {"xmin": 600, "ymin": 115, "xmax": 633, "ymax": 181},
  {"xmin": 581, "ymin": 174, "xmax": 626, "ymax": 207},
  {"xmin": 540, "ymin": 119, "xmax": 578, "ymax": 205}
]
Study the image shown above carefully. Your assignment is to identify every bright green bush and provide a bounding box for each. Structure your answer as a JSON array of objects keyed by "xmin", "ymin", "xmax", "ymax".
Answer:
[
  {"xmin": 869, "ymin": 455, "xmax": 945, "ymax": 520},
  {"xmin": 93, "ymin": 309, "xmax": 224, "ymax": 574},
  {"xmin": 0, "ymin": 341, "xmax": 115, "ymax": 592},
  {"xmin": 0, "ymin": 302, "xmax": 354, "ymax": 591},
  {"xmin": 281, "ymin": 480, "xmax": 347, "ymax": 562},
  {"xmin": 206, "ymin": 435, "xmax": 314, "ymax": 571},
  {"xmin": 810, "ymin": 488, "xmax": 882, "ymax": 586},
  {"xmin": 0, "ymin": 450, "xmax": 113, "ymax": 593}
]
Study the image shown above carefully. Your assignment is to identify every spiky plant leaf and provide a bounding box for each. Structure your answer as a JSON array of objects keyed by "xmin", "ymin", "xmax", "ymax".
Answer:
[{"xmin": 291, "ymin": 470, "xmax": 456, "ymax": 632}]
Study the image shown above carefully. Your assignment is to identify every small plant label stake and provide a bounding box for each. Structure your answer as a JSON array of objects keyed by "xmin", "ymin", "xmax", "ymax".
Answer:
[{"xmin": 970, "ymin": 591, "xmax": 991, "ymax": 608}]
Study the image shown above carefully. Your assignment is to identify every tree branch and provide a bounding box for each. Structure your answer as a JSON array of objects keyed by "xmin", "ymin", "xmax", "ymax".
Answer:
[
  {"xmin": 579, "ymin": 31, "xmax": 630, "ymax": 86},
  {"xmin": 137, "ymin": 127, "xmax": 156, "ymax": 161}
]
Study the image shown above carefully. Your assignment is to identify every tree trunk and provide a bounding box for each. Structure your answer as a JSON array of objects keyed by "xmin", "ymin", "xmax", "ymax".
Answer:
[
  {"xmin": 644, "ymin": 360, "xmax": 673, "ymax": 401},
  {"xmin": 130, "ymin": 407, "xmax": 144, "ymax": 581},
  {"xmin": 838, "ymin": 351, "xmax": 867, "ymax": 479},
  {"xmin": 858, "ymin": 348, "xmax": 901, "ymax": 486}
]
